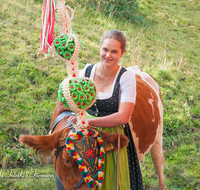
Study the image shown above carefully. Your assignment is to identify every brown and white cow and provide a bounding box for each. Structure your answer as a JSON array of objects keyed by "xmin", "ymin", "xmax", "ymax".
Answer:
[{"xmin": 20, "ymin": 67, "xmax": 167, "ymax": 190}]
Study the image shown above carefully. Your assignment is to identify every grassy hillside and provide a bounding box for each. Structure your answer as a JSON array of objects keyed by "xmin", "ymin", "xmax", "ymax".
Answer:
[{"xmin": 0, "ymin": 0, "xmax": 200, "ymax": 189}]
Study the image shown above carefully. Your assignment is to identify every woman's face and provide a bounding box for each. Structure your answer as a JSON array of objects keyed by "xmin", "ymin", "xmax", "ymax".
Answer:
[{"xmin": 100, "ymin": 38, "xmax": 125, "ymax": 68}]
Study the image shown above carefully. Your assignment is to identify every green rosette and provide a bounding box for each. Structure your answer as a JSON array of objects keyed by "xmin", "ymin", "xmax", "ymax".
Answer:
[
  {"xmin": 63, "ymin": 51, "xmax": 72, "ymax": 60},
  {"xmin": 81, "ymin": 100, "xmax": 88, "ymax": 109},
  {"xmin": 71, "ymin": 78, "xmax": 79, "ymax": 84},
  {"xmin": 76, "ymin": 84, "xmax": 83, "ymax": 92},
  {"xmin": 86, "ymin": 94, "xmax": 92, "ymax": 103},
  {"xmin": 61, "ymin": 40, "xmax": 67, "ymax": 48},
  {"xmin": 67, "ymin": 43, "xmax": 75, "ymax": 52},
  {"xmin": 69, "ymin": 83, "xmax": 76, "ymax": 91},
  {"xmin": 71, "ymin": 91, "xmax": 78, "ymax": 101},
  {"xmin": 56, "ymin": 46, "xmax": 64, "ymax": 56},
  {"xmin": 78, "ymin": 93, "xmax": 87, "ymax": 102},
  {"xmin": 87, "ymin": 80, "xmax": 95, "ymax": 89},
  {"xmin": 75, "ymin": 99, "xmax": 88, "ymax": 109},
  {"xmin": 83, "ymin": 84, "xmax": 90, "ymax": 93},
  {"xmin": 75, "ymin": 99, "xmax": 83, "ymax": 108},
  {"xmin": 54, "ymin": 38, "xmax": 60, "ymax": 47},
  {"xmin": 78, "ymin": 78, "xmax": 86, "ymax": 85},
  {"xmin": 90, "ymin": 90, "xmax": 96, "ymax": 99},
  {"xmin": 59, "ymin": 34, "xmax": 67, "ymax": 41}
]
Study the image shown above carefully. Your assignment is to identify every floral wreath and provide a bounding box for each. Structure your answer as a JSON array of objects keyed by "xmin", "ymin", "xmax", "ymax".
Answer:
[{"xmin": 66, "ymin": 129, "xmax": 105, "ymax": 189}]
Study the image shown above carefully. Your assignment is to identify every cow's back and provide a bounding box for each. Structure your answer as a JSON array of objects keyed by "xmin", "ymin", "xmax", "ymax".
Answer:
[{"xmin": 127, "ymin": 66, "xmax": 163, "ymax": 160}]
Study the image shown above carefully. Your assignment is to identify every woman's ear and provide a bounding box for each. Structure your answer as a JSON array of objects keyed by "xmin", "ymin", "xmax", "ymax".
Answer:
[{"xmin": 121, "ymin": 49, "xmax": 126, "ymax": 57}]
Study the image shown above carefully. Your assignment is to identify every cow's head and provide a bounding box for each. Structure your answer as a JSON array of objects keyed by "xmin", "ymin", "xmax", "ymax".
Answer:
[{"xmin": 19, "ymin": 127, "xmax": 128, "ymax": 190}]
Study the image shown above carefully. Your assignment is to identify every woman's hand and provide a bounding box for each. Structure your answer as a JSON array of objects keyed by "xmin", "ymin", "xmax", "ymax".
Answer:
[
  {"xmin": 88, "ymin": 102, "xmax": 134, "ymax": 128},
  {"xmin": 67, "ymin": 116, "xmax": 77, "ymax": 124}
]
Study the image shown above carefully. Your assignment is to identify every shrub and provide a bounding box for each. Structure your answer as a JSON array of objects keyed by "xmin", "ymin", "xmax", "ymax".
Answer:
[
  {"xmin": 67, "ymin": 0, "xmax": 139, "ymax": 21},
  {"xmin": 1, "ymin": 145, "xmax": 39, "ymax": 168}
]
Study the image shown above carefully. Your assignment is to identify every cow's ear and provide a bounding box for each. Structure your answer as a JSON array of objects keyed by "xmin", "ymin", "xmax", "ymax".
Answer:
[
  {"xmin": 19, "ymin": 128, "xmax": 70, "ymax": 156},
  {"xmin": 100, "ymin": 130, "xmax": 129, "ymax": 153}
]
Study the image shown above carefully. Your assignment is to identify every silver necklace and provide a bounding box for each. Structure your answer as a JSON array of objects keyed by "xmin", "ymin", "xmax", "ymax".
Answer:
[{"xmin": 103, "ymin": 66, "xmax": 119, "ymax": 86}]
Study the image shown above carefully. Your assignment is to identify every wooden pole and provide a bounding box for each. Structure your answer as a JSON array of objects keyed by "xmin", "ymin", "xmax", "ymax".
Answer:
[{"xmin": 116, "ymin": 125, "xmax": 121, "ymax": 190}]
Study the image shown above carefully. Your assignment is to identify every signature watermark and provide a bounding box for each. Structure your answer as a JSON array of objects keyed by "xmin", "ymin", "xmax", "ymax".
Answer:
[{"xmin": 0, "ymin": 169, "xmax": 54, "ymax": 178}]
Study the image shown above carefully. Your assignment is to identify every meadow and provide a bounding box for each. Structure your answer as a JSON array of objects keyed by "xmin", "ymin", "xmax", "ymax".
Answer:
[{"xmin": 0, "ymin": 0, "xmax": 200, "ymax": 189}]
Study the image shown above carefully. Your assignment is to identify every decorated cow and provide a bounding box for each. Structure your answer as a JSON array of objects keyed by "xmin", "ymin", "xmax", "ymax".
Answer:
[
  {"xmin": 20, "ymin": 66, "xmax": 167, "ymax": 190},
  {"xmin": 19, "ymin": 0, "xmax": 167, "ymax": 189}
]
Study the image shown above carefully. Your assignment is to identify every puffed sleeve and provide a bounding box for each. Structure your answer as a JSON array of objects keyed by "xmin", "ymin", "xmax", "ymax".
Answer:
[
  {"xmin": 79, "ymin": 63, "xmax": 91, "ymax": 78},
  {"xmin": 120, "ymin": 70, "xmax": 136, "ymax": 104}
]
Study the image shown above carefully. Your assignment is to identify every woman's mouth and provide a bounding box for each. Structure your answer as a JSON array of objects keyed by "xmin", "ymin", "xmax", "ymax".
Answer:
[{"xmin": 104, "ymin": 58, "xmax": 113, "ymax": 62}]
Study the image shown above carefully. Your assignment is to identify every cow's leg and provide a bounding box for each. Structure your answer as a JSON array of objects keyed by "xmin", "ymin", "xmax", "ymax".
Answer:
[{"xmin": 150, "ymin": 129, "xmax": 167, "ymax": 190}]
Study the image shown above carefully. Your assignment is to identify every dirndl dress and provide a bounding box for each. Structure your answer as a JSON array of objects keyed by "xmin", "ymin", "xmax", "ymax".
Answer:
[{"xmin": 85, "ymin": 65, "xmax": 143, "ymax": 190}]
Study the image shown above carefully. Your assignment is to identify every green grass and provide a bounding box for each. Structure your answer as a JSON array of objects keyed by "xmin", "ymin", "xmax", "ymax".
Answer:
[
  {"xmin": 0, "ymin": 165, "xmax": 56, "ymax": 190},
  {"xmin": 0, "ymin": 0, "xmax": 200, "ymax": 189}
]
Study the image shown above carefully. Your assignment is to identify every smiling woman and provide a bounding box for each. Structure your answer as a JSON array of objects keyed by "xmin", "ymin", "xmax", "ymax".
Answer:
[
  {"xmin": 79, "ymin": 30, "xmax": 143, "ymax": 190},
  {"xmin": 98, "ymin": 38, "xmax": 124, "ymax": 88},
  {"xmin": 100, "ymin": 39, "xmax": 125, "ymax": 67}
]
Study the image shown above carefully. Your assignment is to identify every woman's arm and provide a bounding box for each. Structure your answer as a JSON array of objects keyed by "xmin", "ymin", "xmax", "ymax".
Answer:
[{"xmin": 88, "ymin": 102, "xmax": 134, "ymax": 128}]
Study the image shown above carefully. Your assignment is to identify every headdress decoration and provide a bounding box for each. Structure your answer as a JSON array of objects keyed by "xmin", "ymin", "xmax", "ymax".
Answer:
[
  {"xmin": 66, "ymin": 129, "xmax": 105, "ymax": 189},
  {"xmin": 38, "ymin": 1, "xmax": 105, "ymax": 189},
  {"xmin": 39, "ymin": 0, "xmax": 98, "ymax": 128}
]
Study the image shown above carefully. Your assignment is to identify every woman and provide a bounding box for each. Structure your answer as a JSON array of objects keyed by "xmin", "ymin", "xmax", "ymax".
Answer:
[{"xmin": 79, "ymin": 30, "xmax": 143, "ymax": 190}]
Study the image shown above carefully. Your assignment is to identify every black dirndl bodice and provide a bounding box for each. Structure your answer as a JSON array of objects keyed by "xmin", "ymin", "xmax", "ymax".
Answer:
[{"xmin": 85, "ymin": 64, "xmax": 144, "ymax": 190}]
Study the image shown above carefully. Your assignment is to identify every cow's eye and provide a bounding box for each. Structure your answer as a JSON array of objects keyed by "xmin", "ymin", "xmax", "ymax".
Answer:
[{"xmin": 63, "ymin": 159, "xmax": 70, "ymax": 164}]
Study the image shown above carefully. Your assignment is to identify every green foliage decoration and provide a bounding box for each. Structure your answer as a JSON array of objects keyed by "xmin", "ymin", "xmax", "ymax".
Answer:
[
  {"xmin": 58, "ymin": 78, "xmax": 96, "ymax": 110},
  {"xmin": 54, "ymin": 34, "xmax": 75, "ymax": 60}
]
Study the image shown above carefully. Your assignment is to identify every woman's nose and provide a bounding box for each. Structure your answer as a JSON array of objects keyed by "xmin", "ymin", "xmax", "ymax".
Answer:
[{"xmin": 106, "ymin": 51, "xmax": 111, "ymax": 57}]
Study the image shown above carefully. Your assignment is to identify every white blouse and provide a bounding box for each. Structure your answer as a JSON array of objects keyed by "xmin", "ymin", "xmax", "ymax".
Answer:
[{"xmin": 79, "ymin": 64, "xmax": 136, "ymax": 104}]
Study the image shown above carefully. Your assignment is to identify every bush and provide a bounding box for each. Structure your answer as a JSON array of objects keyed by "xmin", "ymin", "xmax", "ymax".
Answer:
[
  {"xmin": 68, "ymin": 0, "xmax": 139, "ymax": 21},
  {"xmin": 1, "ymin": 145, "xmax": 39, "ymax": 168},
  {"xmin": 34, "ymin": 0, "xmax": 140, "ymax": 22}
]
